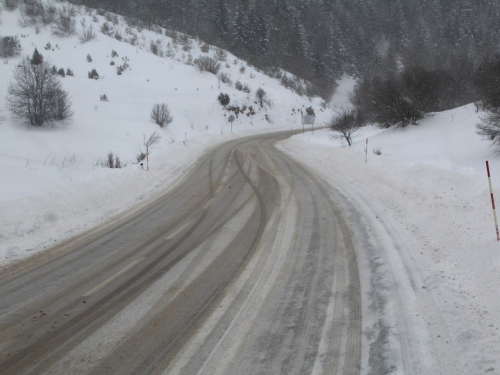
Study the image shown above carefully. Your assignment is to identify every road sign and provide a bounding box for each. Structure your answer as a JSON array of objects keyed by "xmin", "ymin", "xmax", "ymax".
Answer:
[
  {"xmin": 228, "ymin": 115, "xmax": 235, "ymax": 132},
  {"xmin": 303, "ymin": 115, "xmax": 315, "ymax": 125}
]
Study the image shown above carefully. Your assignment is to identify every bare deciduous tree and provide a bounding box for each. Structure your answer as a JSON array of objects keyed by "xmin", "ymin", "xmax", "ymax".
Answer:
[
  {"xmin": 150, "ymin": 103, "xmax": 173, "ymax": 127},
  {"xmin": 328, "ymin": 106, "xmax": 361, "ymax": 147},
  {"xmin": 477, "ymin": 109, "xmax": 500, "ymax": 155},
  {"xmin": 143, "ymin": 132, "xmax": 161, "ymax": 171},
  {"xmin": 6, "ymin": 56, "xmax": 73, "ymax": 126}
]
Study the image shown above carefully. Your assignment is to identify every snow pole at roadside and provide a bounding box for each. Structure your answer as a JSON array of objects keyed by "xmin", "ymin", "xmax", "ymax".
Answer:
[
  {"xmin": 486, "ymin": 161, "xmax": 500, "ymax": 241},
  {"xmin": 366, "ymin": 138, "xmax": 368, "ymax": 163}
]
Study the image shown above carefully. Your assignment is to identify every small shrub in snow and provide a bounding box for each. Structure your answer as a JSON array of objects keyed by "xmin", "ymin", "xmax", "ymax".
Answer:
[
  {"xmin": 111, "ymin": 50, "xmax": 118, "ymax": 58},
  {"xmin": 0, "ymin": 36, "xmax": 22, "ymax": 58},
  {"xmin": 373, "ymin": 148, "xmax": 382, "ymax": 155},
  {"xmin": 97, "ymin": 152, "xmax": 126, "ymax": 169},
  {"xmin": 239, "ymin": 66, "xmax": 246, "ymax": 74},
  {"xmin": 110, "ymin": 60, "xmax": 115, "ymax": 65},
  {"xmin": 218, "ymin": 93, "xmax": 230, "ymax": 106},
  {"xmin": 88, "ymin": 68, "xmax": 99, "ymax": 79},
  {"xmin": 179, "ymin": 34, "xmax": 190, "ymax": 46},
  {"xmin": 79, "ymin": 26, "xmax": 97, "ymax": 43},
  {"xmin": 235, "ymin": 81, "xmax": 243, "ymax": 91},
  {"xmin": 50, "ymin": 65, "xmax": 57, "ymax": 75},
  {"xmin": 150, "ymin": 40, "xmax": 160, "ymax": 55},
  {"xmin": 200, "ymin": 43, "xmax": 209, "ymax": 53},
  {"xmin": 51, "ymin": 7, "xmax": 76, "ymax": 37},
  {"xmin": 86, "ymin": 54, "xmax": 92, "ymax": 62},
  {"xmin": 114, "ymin": 31, "xmax": 122, "ymax": 41},
  {"xmin": 44, "ymin": 42, "xmax": 51, "ymax": 51},
  {"xmin": 2, "ymin": 0, "xmax": 19, "ymax": 11},
  {"xmin": 215, "ymin": 47, "xmax": 227, "ymax": 62},
  {"xmin": 57, "ymin": 67, "xmax": 65, "ymax": 77},
  {"xmin": 150, "ymin": 103, "xmax": 173, "ymax": 127},
  {"xmin": 116, "ymin": 56, "xmax": 129, "ymax": 75},
  {"xmin": 256, "ymin": 88, "xmax": 269, "ymax": 108},
  {"xmin": 66, "ymin": 68, "xmax": 74, "ymax": 76},
  {"xmin": 135, "ymin": 150, "xmax": 146, "ymax": 163},
  {"xmin": 100, "ymin": 94, "xmax": 108, "ymax": 101},
  {"xmin": 194, "ymin": 56, "xmax": 220, "ymax": 75},
  {"xmin": 242, "ymin": 84, "xmax": 251, "ymax": 93},
  {"xmin": 18, "ymin": 0, "xmax": 56, "ymax": 27},
  {"xmin": 101, "ymin": 21, "xmax": 113, "ymax": 36},
  {"xmin": 218, "ymin": 71, "xmax": 232, "ymax": 85},
  {"xmin": 165, "ymin": 47, "xmax": 175, "ymax": 58}
]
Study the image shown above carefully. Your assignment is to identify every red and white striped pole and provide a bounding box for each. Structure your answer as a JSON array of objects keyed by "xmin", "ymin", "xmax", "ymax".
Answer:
[{"xmin": 486, "ymin": 161, "xmax": 500, "ymax": 241}]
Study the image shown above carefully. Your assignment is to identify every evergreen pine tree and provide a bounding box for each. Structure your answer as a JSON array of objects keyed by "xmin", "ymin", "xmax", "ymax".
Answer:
[{"xmin": 31, "ymin": 48, "xmax": 43, "ymax": 65}]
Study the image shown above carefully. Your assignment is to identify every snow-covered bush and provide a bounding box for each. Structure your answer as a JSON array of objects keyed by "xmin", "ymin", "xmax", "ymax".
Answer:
[
  {"xmin": 79, "ymin": 26, "xmax": 96, "ymax": 43},
  {"xmin": 86, "ymin": 54, "xmax": 92, "ymax": 62},
  {"xmin": 218, "ymin": 71, "xmax": 232, "ymax": 85},
  {"xmin": 194, "ymin": 56, "xmax": 220, "ymax": 75},
  {"xmin": 51, "ymin": 6, "xmax": 76, "ymax": 37},
  {"xmin": 200, "ymin": 43, "xmax": 209, "ymax": 53},
  {"xmin": 18, "ymin": 0, "xmax": 56, "ymax": 27},
  {"xmin": 0, "ymin": 36, "xmax": 22, "ymax": 58},
  {"xmin": 97, "ymin": 152, "xmax": 126, "ymax": 169},
  {"xmin": 214, "ymin": 48, "xmax": 227, "ymax": 62},
  {"xmin": 2, "ymin": 0, "xmax": 19, "ymax": 11},
  {"xmin": 88, "ymin": 68, "xmax": 99, "ymax": 79},
  {"xmin": 150, "ymin": 103, "xmax": 173, "ymax": 127},
  {"xmin": 217, "ymin": 93, "xmax": 230, "ymax": 106},
  {"xmin": 101, "ymin": 21, "xmax": 113, "ymax": 36}
]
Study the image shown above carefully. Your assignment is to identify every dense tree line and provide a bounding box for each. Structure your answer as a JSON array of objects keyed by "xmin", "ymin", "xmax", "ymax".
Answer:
[{"xmin": 69, "ymin": 0, "xmax": 500, "ymax": 100}]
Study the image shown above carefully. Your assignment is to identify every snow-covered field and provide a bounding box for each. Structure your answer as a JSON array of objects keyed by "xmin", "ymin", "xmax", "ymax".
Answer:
[
  {"xmin": 278, "ymin": 103, "xmax": 500, "ymax": 373},
  {"xmin": 0, "ymin": 3, "xmax": 327, "ymax": 265}
]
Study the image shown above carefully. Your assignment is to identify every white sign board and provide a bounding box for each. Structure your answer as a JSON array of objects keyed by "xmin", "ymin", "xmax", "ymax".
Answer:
[{"xmin": 303, "ymin": 115, "xmax": 315, "ymax": 125}]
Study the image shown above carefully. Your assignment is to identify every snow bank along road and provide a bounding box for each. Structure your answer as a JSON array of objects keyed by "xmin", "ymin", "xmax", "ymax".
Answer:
[{"xmin": 0, "ymin": 131, "xmax": 444, "ymax": 374}]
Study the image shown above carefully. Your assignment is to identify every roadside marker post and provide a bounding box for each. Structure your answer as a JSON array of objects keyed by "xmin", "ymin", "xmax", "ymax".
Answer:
[
  {"xmin": 366, "ymin": 138, "xmax": 368, "ymax": 163},
  {"xmin": 486, "ymin": 161, "xmax": 500, "ymax": 241}
]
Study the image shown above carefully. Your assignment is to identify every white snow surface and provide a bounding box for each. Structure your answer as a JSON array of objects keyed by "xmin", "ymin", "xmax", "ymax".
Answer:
[
  {"xmin": 0, "ymin": 3, "xmax": 328, "ymax": 264},
  {"xmin": 278, "ymin": 99, "xmax": 500, "ymax": 373}
]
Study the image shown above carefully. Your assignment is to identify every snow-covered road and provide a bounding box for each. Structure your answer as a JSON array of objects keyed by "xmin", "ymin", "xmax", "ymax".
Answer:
[{"xmin": 278, "ymin": 133, "xmax": 500, "ymax": 374}]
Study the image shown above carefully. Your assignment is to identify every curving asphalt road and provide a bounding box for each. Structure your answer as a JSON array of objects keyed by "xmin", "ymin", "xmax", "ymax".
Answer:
[{"xmin": 0, "ymin": 131, "xmax": 363, "ymax": 375}]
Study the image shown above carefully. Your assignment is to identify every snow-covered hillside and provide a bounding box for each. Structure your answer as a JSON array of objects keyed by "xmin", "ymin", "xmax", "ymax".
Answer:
[
  {"xmin": 0, "ymin": 2, "xmax": 328, "ymax": 264},
  {"xmin": 279, "ymin": 101, "xmax": 500, "ymax": 373}
]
